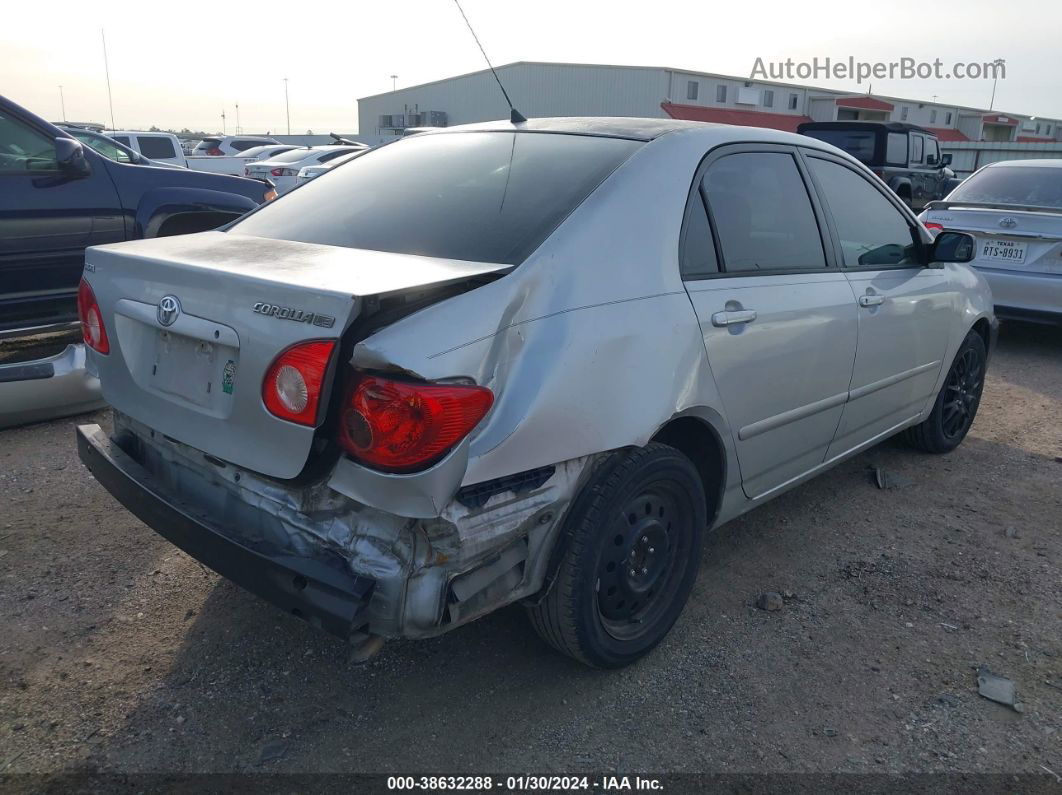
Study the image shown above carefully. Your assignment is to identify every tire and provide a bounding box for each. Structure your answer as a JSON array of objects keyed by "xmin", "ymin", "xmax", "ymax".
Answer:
[
  {"xmin": 527, "ymin": 443, "xmax": 707, "ymax": 668},
  {"xmin": 904, "ymin": 330, "xmax": 986, "ymax": 454}
]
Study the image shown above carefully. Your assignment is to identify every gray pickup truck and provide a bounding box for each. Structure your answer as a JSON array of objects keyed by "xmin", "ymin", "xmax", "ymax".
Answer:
[{"xmin": 798, "ymin": 121, "xmax": 960, "ymax": 209}]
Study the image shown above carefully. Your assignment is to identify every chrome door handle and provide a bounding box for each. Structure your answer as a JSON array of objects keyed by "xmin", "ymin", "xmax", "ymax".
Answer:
[
  {"xmin": 858, "ymin": 294, "xmax": 885, "ymax": 307},
  {"xmin": 711, "ymin": 309, "xmax": 757, "ymax": 327}
]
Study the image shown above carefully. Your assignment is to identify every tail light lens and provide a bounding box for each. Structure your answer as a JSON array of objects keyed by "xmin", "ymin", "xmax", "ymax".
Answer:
[
  {"xmin": 924, "ymin": 221, "xmax": 945, "ymax": 233},
  {"xmin": 77, "ymin": 278, "xmax": 109, "ymax": 354},
  {"xmin": 262, "ymin": 341, "xmax": 336, "ymax": 426},
  {"xmin": 206, "ymin": 147, "xmax": 222, "ymax": 156},
  {"xmin": 270, "ymin": 167, "xmax": 297, "ymax": 177},
  {"xmin": 338, "ymin": 372, "xmax": 494, "ymax": 473}
]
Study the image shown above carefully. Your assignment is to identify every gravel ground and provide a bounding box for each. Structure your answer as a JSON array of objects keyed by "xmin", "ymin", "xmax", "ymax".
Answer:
[{"xmin": 0, "ymin": 322, "xmax": 1059, "ymax": 778}]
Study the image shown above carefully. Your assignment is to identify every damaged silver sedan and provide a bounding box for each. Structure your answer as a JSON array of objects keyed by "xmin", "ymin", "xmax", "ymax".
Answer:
[{"xmin": 76, "ymin": 118, "xmax": 996, "ymax": 667}]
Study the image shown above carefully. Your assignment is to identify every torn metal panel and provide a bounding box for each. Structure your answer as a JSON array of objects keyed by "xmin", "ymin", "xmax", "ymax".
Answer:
[{"xmin": 113, "ymin": 411, "xmax": 591, "ymax": 639}]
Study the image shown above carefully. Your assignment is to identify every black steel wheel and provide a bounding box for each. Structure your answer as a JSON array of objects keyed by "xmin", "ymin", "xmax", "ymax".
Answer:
[
  {"xmin": 904, "ymin": 330, "xmax": 987, "ymax": 453},
  {"xmin": 596, "ymin": 484, "xmax": 692, "ymax": 642},
  {"xmin": 527, "ymin": 443, "xmax": 706, "ymax": 668}
]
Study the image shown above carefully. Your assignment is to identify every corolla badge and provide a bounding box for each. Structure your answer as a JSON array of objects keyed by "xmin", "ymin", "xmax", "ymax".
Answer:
[
  {"xmin": 999, "ymin": 217, "xmax": 1018, "ymax": 229},
  {"xmin": 157, "ymin": 295, "xmax": 182, "ymax": 326}
]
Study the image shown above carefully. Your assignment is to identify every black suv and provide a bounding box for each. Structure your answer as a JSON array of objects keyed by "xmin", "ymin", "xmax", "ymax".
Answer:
[{"xmin": 797, "ymin": 121, "xmax": 956, "ymax": 209}]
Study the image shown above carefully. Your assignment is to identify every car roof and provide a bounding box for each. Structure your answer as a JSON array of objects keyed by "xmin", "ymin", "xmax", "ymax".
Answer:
[
  {"xmin": 423, "ymin": 116, "xmax": 850, "ymax": 155},
  {"xmin": 437, "ymin": 116, "xmax": 711, "ymax": 141},
  {"xmin": 983, "ymin": 159, "xmax": 1062, "ymax": 169}
]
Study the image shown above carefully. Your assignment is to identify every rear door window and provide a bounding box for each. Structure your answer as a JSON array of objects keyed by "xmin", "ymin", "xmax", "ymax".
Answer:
[
  {"xmin": 137, "ymin": 135, "xmax": 177, "ymax": 159},
  {"xmin": 807, "ymin": 157, "xmax": 919, "ymax": 267},
  {"xmin": 702, "ymin": 152, "xmax": 826, "ymax": 272},
  {"xmin": 111, "ymin": 135, "xmax": 131, "ymax": 147},
  {"xmin": 910, "ymin": 134, "xmax": 925, "ymax": 164},
  {"xmin": 885, "ymin": 133, "xmax": 908, "ymax": 165},
  {"xmin": 680, "ymin": 192, "xmax": 718, "ymax": 279},
  {"xmin": 231, "ymin": 132, "xmax": 642, "ymax": 265}
]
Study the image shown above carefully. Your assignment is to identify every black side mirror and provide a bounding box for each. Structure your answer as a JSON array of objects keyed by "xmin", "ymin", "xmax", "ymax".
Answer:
[
  {"xmin": 55, "ymin": 137, "xmax": 91, "ymax": 178},
  {"xmin": 940, "ymin": 153, "xmax": 953, "ymax": 167},
  {"xmin": 929, "ymin": 231, "xmax": 975, "ymax": 265}
]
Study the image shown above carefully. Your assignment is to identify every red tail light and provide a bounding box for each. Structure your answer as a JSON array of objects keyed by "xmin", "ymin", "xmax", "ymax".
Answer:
[
  {"xmin": 270, "ymin": 167, "xmax": 297, "ymax": 177},
  {"xmin": 262, "ymin": 341, "xmax": 336, "ymax": 426},
  {"xmin": 338, "ymin": 372, "xmax": 494, "ymax": 473},
  {"xmin": 924, "ymin": 221, "xmax": 945, "ymax": 232},
  {"xmin": 77, "ymin": 278, "xmax": 109, "ymax": 354},
  {"xmin": 871, "ymin": 168, "xmax": 885, "ymax": 178},
  {"xmin": 206, "ymin": 147, "xmax": 223, "ymax": 156}
]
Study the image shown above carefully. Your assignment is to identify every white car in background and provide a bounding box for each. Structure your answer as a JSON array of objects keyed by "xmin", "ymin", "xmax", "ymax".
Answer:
[
  {"xmin": 193, "ymin": 135, "xmax": 280, "ymax": 156},
  {"xmin": 295, "ymin": 149, "xmax": 366, "ymax": 186},
  {"xmin": 919, "ymin": 160, "xmax": 1062, "ymax": 325},
  {"xmin": 238, "ymin": 144, "xmax": 299, "ymax": 166},
  {"xmin": 107, "ymin": 130, "xmax": 187, "ymax": 168},
  {"xmin": 247, "ymin": 145, "xmax": 368, "ymax": 194}
]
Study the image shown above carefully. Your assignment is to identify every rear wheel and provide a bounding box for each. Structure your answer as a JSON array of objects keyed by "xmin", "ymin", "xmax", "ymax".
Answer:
[
  {"xmin": 527, "ymin": 444, "xmax": 706, "ymax": 668},
  {"xmin": 904, "ymin": 330, "xmax": 986, "ymax": 453}
]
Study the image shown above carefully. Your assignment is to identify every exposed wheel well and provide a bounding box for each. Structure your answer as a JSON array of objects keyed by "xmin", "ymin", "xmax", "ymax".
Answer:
[
  {"xmin": 972, "ymin": 317, "xmax": 991, "ymax": 352},
  {"xmin": 154, "ymin": 210, "xmax": 242, "ymax": 238},
  {"xmin": 651, "ymin": 416, "xmax": 725, "ymax": 527}
]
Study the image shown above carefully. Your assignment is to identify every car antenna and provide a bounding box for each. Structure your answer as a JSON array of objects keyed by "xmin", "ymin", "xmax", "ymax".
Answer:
[{"xmin": 451, "ymin": 0, "xmax": 526, "ymax": 124}]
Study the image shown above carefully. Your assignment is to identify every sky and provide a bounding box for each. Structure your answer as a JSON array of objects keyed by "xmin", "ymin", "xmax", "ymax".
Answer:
[{"xmin": 2, "ymin": 0, "xmax": 1060, "ymax": 134}]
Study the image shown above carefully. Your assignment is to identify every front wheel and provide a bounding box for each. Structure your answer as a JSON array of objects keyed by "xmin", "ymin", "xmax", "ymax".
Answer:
[
  {"xmin": 904, "ymin": 330, "xmax": 986, "ymax": 453},
  {"xmin": 527, "ymin": 444, "xmax": 706, "ymax": 668}
]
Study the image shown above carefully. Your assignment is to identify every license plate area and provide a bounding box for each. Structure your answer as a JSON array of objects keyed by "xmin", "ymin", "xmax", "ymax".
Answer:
[
  {"xmin": 979, "ymin": 239, "xmax": 1027, "ymax": 264},
  {"xmin": 152, "ymin": 329, "xmax": 238, "ymax": 412}
]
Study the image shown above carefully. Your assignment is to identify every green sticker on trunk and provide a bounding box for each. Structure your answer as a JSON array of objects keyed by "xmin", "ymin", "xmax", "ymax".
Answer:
[{"xmin": 222, "ymin": 360, "xmax": 237, "ymax": 394}]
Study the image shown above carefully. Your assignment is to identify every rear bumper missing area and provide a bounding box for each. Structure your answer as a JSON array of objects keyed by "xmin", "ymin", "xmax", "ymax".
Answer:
[{"xmin": 76, "ymin": 423, "xmax": 374, "ymax": 639}]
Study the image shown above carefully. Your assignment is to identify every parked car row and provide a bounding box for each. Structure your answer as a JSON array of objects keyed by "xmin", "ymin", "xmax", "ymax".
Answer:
[{"xmin": 246, "ymin": 144, "xmax": 368, "ymax": 193}]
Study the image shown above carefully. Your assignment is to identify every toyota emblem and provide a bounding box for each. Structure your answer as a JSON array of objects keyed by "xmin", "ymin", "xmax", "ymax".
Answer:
[
  {"xmin": 157, "ymin": 295, "xmax": 181, "ymax": 327},
  {"xmin": 999, "ymin": 217, "xmax": 1018, "ymax": 229}
]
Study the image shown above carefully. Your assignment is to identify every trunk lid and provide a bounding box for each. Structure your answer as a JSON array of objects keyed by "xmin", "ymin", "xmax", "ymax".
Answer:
[
  {"xmin": 84, "ymin": 231, "xmax": 507, "ymax": 479},
  {"xmin": 923, "ymin": 204, "xmax": 1062, "ymax": 275}
]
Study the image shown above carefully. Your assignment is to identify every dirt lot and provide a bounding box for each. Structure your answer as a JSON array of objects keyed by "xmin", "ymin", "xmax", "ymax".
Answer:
[{"xmin": 0, "ymin": 322, "xmax": 1059, "ymax": 779}]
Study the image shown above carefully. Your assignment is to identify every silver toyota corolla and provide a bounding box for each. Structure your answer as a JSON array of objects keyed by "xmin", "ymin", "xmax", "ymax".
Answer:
[
  {"xmin": 920, "ymin": 159, "xmax": 1062, "ymax": 325},
  {"xmin": 75, "ymin": 118, "xmax": 996, "ymax": 668}
]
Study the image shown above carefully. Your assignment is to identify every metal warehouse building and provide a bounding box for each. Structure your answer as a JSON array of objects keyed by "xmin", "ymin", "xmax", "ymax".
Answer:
[{"xmin": 357, "ymin": 61, "xmax": 1062, "ymax": 162}]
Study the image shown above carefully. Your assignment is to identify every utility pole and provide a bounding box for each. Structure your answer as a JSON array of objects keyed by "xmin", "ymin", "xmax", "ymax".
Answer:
[
  {"xmin": 391, "ymin": 74, "xmax": 398, "ymax": 92},
  {"xmin": 235, "ymin": 102, "xmax": 240, "ymax": 135},
  {"xmin": 283, "ymin": 78, "xmax": 291, "ymax": 135},
  {"xmin": 101, "ymin": 29, "xmax": 116, "ymax": 129},
  {"xmin": 58, "ymin": 85, "xmax": 66, "ymax": 121},
  {"xmin": 989, "ymin": 75, "xmax": 998, "ymax": 110},
  {"xmin": 221, "ymin": 109, "xmax": 226, "ymax": 135}
]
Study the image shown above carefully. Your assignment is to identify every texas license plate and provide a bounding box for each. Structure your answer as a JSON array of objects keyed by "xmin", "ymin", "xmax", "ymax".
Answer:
[{"xmin": 979, "ymin": 239, "xmax": 1026, "ymax": 264}]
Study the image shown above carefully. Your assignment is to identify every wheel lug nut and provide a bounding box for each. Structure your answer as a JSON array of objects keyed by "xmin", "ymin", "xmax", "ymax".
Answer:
[
  {"xmin": 641, "ymin": 567, "xmax": 648, "ymax": 575},
  {"xmin": 630, "ymin": 569, "xmax": 637, "ymax": 577},
  {"xmin": 641, "ymin": 536, "xmax": 648, "ymax": 543},
  {"xmin": 649, "ymin": 547, "xmax": 655, "ymax": 554}
]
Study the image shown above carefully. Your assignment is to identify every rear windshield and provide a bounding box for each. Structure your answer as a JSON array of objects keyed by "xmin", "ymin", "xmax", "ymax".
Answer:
[
  {"xmin": 194, "ymin": 139, "xmax": 220, "ymax": 150},
  {"xmin": 948, "ymin": 166, "xmax": 1062, "ymax": 209},
  {"xmin": 231, "ymin": 132, "xmax": 643, "ymax": 265},
  {"xmin": 801, "ymin": 129, "xmax": 878, "ymax": 164}
]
